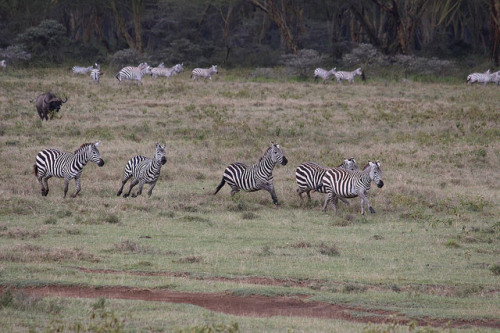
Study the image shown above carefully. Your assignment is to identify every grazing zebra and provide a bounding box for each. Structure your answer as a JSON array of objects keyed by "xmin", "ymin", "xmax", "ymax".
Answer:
[
  {"xmin": 151, "ymin": 63, "xmax": 184, "ymax": 79},
  {"xmin": 314, "ymin": 68, "xmax": 336, "ymax": 83},
  {"xmin": 34, "ymin": 142, "xmax": 105, "ymax": 198},
  {"xmin": 334, "ymin": 68, "xmax": 363, "ymax": 84},
  {"xmin": 90, "ymin": 63, "xmax": 102, "ymax": 83},
  {"xmin": 487, "ymin": 70, "xmax": 500, "ymax": 85},
  {"xmin": 0, "ymin": 60, "xmax": 6, "ymax": 69},
  {"xmin": 466, "ymin": 69, "xmax": 493, "ymax": 85},
  {"xmin": 191, "ymin": 65, "xmax": 218, "ymax": 81},
  {"xmin": 321, "ymin": 161, "xmax": 384, "ymax": 215},
  {"xmin": 214, "ymin": 142, "xmax": 288, "ymax": 205},
  {"xmin": 116, "ymin": 143, "xmax": 167, "ymax": 198},
  {"xmin": 115, "ymin": 62, "xmax": 152, "ymax": 85},
  {"xmin": 296, "ymin": 158, "xmax": 358, "ymax": 202},
  {"xmin": 72, "ymin": 65, "xmax": 93, "ymax": 75}
]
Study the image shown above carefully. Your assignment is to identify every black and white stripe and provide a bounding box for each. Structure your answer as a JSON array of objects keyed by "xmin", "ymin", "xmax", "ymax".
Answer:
[
  {"xmin": 72, "ymin": 65, "xmax": 93, "ymax": 75},
  {"xmin": 321, "ymin": 161, "xmax": 383, "ymax": 215},
  {"xmin": 296, "ymin": 158, "xmax": 358, "ymax": 201},
  {"xmin": 214, "ymin": 142, "xmax": 288, "ymax": 205},
  {"xmin": 90, "ymin": 63, "xmax": 102, "ymax": 83},
  {"xmin": 191, "ymin": 65, "xmax": 218, "ymax": 81},
  {"xmin": 151, "ymin": 63, "xmax": 184, "ymax": 79},
  {"xmin": 466, "ymin": 69, "xmax": 493, "ymax": 85},
  {"xmin": 115, "ymin": 63, "xmax": 152, "ymax": 84},
  {"xmin": 117, "ymin": 143, "xmax": 167, "ymax": 198},
  {"xmin": 334, "ymin": 68, "xmax": 363, "ymax": 84},
  {"xmin": 314, "ymin": 68, "xmax": 336, "ymax": 82},
  {"xmin": 34, "ymin": 142, "xmax": 104, "ymax": 198},
  {"xmin": 490, "ymin": 70, "xmax": 500, "ymax": 85}
]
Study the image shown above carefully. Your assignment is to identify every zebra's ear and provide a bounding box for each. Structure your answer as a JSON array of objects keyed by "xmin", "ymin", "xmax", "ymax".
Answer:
[
  {"xmin": 376, "ymin": 160, "xmax": 381, "ymax": 167},
  {"xmin": 95, "ymin": 141, "xmax": 101, "ymax": 147}
]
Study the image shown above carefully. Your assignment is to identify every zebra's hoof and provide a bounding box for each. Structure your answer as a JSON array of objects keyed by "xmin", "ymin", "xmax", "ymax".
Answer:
[
  {"xmin": 123, "ymin": 194, "xmax": 129, "ymax": 198},
  {"xmin": 116, "ymin": 191, "xmax": 122, "ymax": 196},
  {"xmin": 369, "ymin": 207, "xmax": 376, "ymax": 214},
  {"xmin": 131, "ymin": 193, "xmax": 137, "ymax": 198}
]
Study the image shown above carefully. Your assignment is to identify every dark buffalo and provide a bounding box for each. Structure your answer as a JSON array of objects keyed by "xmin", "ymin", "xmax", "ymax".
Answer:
[{"xmin": 33, "ymin": 93, "xmax": 68, "ymax": 121}]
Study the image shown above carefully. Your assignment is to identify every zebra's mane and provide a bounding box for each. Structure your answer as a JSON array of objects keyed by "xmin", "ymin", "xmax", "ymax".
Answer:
[
  {"xmin": 258, "ymin": 147, "xmax": 273, "ymax": 162},
  {"xmin": 74, "ymin": 143, "xmax": 93, "ymax": 154},
  {"xmin": 362, "ymin": 163, "xmax": 371, "ymax": 171}
]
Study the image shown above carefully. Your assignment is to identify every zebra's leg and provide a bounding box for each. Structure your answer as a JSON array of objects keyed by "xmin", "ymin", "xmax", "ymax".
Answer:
[
  {"xmin": 296, "ymin": 188, "xmax": 305, "ymax": 200},
  {"xmin": 261, "ymin": 184, "xmax": 278, "ymax": 205},
  {"xmin": 146, "ymin": 181, "xmax": 157, "ymax": 197},
  {"xmin": 40, "ymin": 176, "xmax": 49, "ymax": 196},
  {"xmin": 306, "ymin": 190, "xmax": 312, "ymax": 201},
  {"xmin": 322, "ymin": 192, "xmax": 331, "ymax": 211},
  {"xmin": 123, "ymin": 179, "xmax": 139, "ymax": 198},
  {"xmin": 71, "ymin": 177, "xmax": 81, "ymax": 198},
  {"xmin": 131, "ymin": 181, "xmax": 146, "ymax": 198},
  {"xmin": 117, "ymin": 175, "xmax": 132, "ymax": 196},
  {"xmin": 358, "ymin": 191, "xmax": 374, "ymax": 215},
  {"xmin": 339, "ymin": 197, "xmax": 350, "ymax": 206}
]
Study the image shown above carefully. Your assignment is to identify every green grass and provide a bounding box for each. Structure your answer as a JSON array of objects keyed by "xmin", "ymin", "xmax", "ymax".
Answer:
[{"xmin": 0, "ymin": 66, "xmax": 499, "ymax": 332}]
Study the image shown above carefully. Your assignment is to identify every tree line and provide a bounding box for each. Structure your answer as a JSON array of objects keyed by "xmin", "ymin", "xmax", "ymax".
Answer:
[{"xmin": 0, "ymin": 0, "xmax": 499, "ymax": 67}]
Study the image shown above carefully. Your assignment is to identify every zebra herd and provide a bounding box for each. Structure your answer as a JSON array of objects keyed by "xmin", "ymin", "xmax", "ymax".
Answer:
[
  {"xmin": 314, "ymin": 67, "xmax": 364, "ymax": 84},
  {"xmin": 34, "ymin": 141, "xmax": 383, "ymax": 215}
]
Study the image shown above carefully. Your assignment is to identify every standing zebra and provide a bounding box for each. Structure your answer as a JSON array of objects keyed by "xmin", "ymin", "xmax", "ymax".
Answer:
[
  {"xmin": 151, "ymin": 63, "xmax": 184, "ymax": 79},
  {"xmin": 321, "ymin": 161, "xmax": 384, "ymax": 215},
  {"xmin": 214, "ymin": 142, "xmax": 288, "ymax": 205},
  {"xmin": 191, "ymin": 65, "xmax": 218, "ymax": 81},
  {"xmin": 115, "ymin": 62, "xmax": 152, "ymax": 85},
  {"xmin": 90, "ymin": 63, "xmax": 102, "ymax": 83},
  {"xmin": 296, "ymin": 158, "xmax": 358, "ymax": 202},
  {"xmin": 466, "ymin": 69, "xmax": 493, "ymax": 85},
  {"xmin": 117, "ymin": 143, "xmax": 167, "ymax": 198},
  {"xmin": 72, "ymin": 65, "xmax": 93, "ymax": 75},
  {"xmin": 314, "ymin": 68, "xmax": 336, "ymax": 83},
  {"xmin": 334, "ymin": 68, "xmax": 363, "ymax": 84},
  {"xmin": 34, "ymin": 142, "xmax": 105, "ymax": 198}
]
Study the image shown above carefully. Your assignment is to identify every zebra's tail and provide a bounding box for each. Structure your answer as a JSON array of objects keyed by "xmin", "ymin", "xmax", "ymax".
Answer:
[
  {"xmin": 33, "ymin": 164, "xmax": 38, "ymax": 177},
  {"xmin": 214, "ymin": 178, "xmax": 226, "ymax": 195}
]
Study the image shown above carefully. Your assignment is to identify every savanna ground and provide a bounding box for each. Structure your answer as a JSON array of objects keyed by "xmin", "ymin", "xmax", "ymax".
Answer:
[{"xmin": 0, "ymin": 66, "xmax": 499, "ymax": 332}]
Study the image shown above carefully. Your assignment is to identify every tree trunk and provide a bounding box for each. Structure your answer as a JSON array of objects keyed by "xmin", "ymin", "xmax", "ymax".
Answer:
[
  {"xmin": 110, "ymin": 0, "xmax": 135, "ymax": 50},
  {"xmin": 490, "ymin": 0, "xmax": 500, "ymax": 65}
]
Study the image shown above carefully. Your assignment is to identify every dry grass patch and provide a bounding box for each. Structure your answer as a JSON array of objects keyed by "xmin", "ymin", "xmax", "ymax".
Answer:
[{"xmin": 0, "ymin": 244, "xmax": 99, "ymax": 263}]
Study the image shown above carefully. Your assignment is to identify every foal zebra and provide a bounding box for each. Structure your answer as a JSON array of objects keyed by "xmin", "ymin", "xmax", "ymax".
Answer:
[
  {"xmin": 466, "ymin": 69, "xmax": 493, "ymax": 85},
  {"xmin": 322, "ymin": 161, "xmax": 384, "ymax": 215},
  {"xmin": 34, "ymin": 142, "xmax": 105, "ymax": 198},
  {"xmin": 72, "ymin": 65, "xmax": 93, "ymax": 75},
  {"xmin": 191, "ymin": 65, "xmax": 218, "ymax": 81},
  {"xmin": 334, "ymin": 68, "xmax": 363, "ymax": 84},
  {"xmin": 117, "ymin": 143, "xmax": 167, "ymax": 198},
  {"xmin": 214, "ymin": 142, "xmax": 288, "ymax": 205},
  {"xmin": 296, "ymin": 158, "xmax": 358, "ymax": 202},
  {"xmin": 90, "ymin": 63, "xmax": 102, "ymax": 83},
  {"xmin": 115, "ymin": 63, "xmax": 152, "ymax": 84},
  {"xmin": 314, "ymin": 68, "xmax": 336, "ymax": 83},
  {"xmin": 151, "ymin": 63, "xmax": 184, "ymax": 79}
]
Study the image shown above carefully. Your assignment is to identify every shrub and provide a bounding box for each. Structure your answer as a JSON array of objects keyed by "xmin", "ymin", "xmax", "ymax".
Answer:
[
  {"xmin": 15, "ymin": 20, "xmax": 68, "ymax": 63},
  {"xmin": 281, "ymin": 49, "xmax": 326, "ymax": 79}
]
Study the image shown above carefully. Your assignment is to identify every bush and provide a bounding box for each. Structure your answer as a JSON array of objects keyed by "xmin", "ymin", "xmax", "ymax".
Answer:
[
  {"xmin": 281, "ymin": 49, "xmax": 326, "ymax": 79},
  {"xmin": 15, "ymin": 20, "xmax": 68, "ymax": 63},
  {"xmin": 109, "ymin": 49, "xmax": 141, "ymax": 66},
  {"xmin": 0, "ymin": 45, "xmax": 32, "ymax": 64}
]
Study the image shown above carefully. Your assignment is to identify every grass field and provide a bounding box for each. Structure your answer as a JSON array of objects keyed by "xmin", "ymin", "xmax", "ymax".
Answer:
[{"xmin": 0, "ymin": 66, "xmax": 499, "ymax": 332}]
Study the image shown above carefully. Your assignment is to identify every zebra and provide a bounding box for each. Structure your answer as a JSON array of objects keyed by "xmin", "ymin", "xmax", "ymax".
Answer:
[
  {"xmin": 321, "ymin": 161, "xmax": 384, "ymax": 215},
  {"xmin": 34, "ymin": 142, "xmax": 105, "ymax": 198},
  {"xmin": 487, "ymin": 70, "xmax": 500, "ymax": 85},
  {"xmin": 314, "ymin": 68, "xmax": 336, "ymax": 83},
  {"xmin": 116, "ymin": 143, "xmax": 167, "ymax": 198},
  {"xmin": 151, "ymin": 63, "xmax": 184, "ymax": 79},
  {"xmin": 90, "ymin": 63, "xmax": 102, "ymax": 83},
  {"xmin": 296, "ymin": 158, "xmax": 358, "ymax": 202},
  {"xmin": 214, "ymin": 142, "xmax": 288, "ymax": 205},
  {"xmin": 334, "ymin": 68, "xmax": 363, "ymax": 84},
  {"xmin": 0, "ymin": 60, "xmax": 6, "ymax": 69},
  {"xmin": 72, "ymin": 65, "xmax": 93, "ymax": 75},
  {"xmin": 466, "ymin": 69, "xmax": 493, "ymax": 85},
  {"xmin": 191, "ymin": 65, "xmax": 218, "ymax": 81},
  {"xmin": 115, "ymin": 62, "xmax": 152, "ymax": 85}
]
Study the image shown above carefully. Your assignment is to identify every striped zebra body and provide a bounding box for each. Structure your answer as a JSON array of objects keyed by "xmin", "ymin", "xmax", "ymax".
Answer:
[
  {"xmin": 34, "ymin": 142, "xmax": 104, "ymax": 198},
  {"xmin": 151, "ymin": 63, "xmax": 184, "ymax": 79},
  {"xmin": 90, "ymin": 63, "xmax": 101, "ymax": 83},
  {"xmin": 117, "ymin": 143, "xmax": 167, "ymax": 198},
  {"xmin": 322, "ymin": 161, "xmax": 383, "ymax": 215},
  {"xmin": 296, "ymin": 158, "xmax": 358, "ymax": 202},
  {"xmin": 488, "ymin": 70, "xmax": 500, "ymax": 85},
  {"xmin": 191, "ymin": 65, "xmax": 218, "ymax": 81},
  {"xmin": 467, "ymin": 70, "xmax": 493, "ymax": 85},
  {"xmin": 115, "ymin": 63, "xmax": 152, "ymax": 85},
  {"xmin": 334, "ymin": 68, "xmax": 363, "ymax": 84},
  {"xmin": 314, "ymin": 68, "xmax": 336, "ymax": 82},
  {"xmin": 72, "ymin": 65, "xmax": 93, "ymax": 75},
  {"xmin": 214, "ymin": 142, "xmax": 288, "ymax": 205}
]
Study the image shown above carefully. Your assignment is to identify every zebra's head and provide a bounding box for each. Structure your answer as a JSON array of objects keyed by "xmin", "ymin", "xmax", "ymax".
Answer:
[
  {"xmin": 154, "ymin": 143, "xmax": 167, "ymax": 165},
  {"xmin": 269, "ymin": 142, "xmax": 288, "ymax": 166},
  {"xmin": 368, "ymin": 160, "xmax": 383, "ymax": 188},
  {"xmin": 88, "ymin": 142, "xmax": 104, "ymax": 167},
  {"xmin": 343, "ymin": 157, "xmax": 358, "ymax": 171},
  {"xmin": 211, "ymin": 65, "xmax": 218, "ymax": 74},
  {"xmin": 355, "ymin": 68, "xmax": 363, "ymax": 76},
  {"xmin": 175, "ymin": 63, "xmax": 184, "ymax": 73}
]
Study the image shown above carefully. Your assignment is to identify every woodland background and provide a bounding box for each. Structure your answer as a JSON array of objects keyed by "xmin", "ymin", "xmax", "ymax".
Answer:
[{"xmin": 0, "ymin": 0, "xmax": 500, "ymax": 71}]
